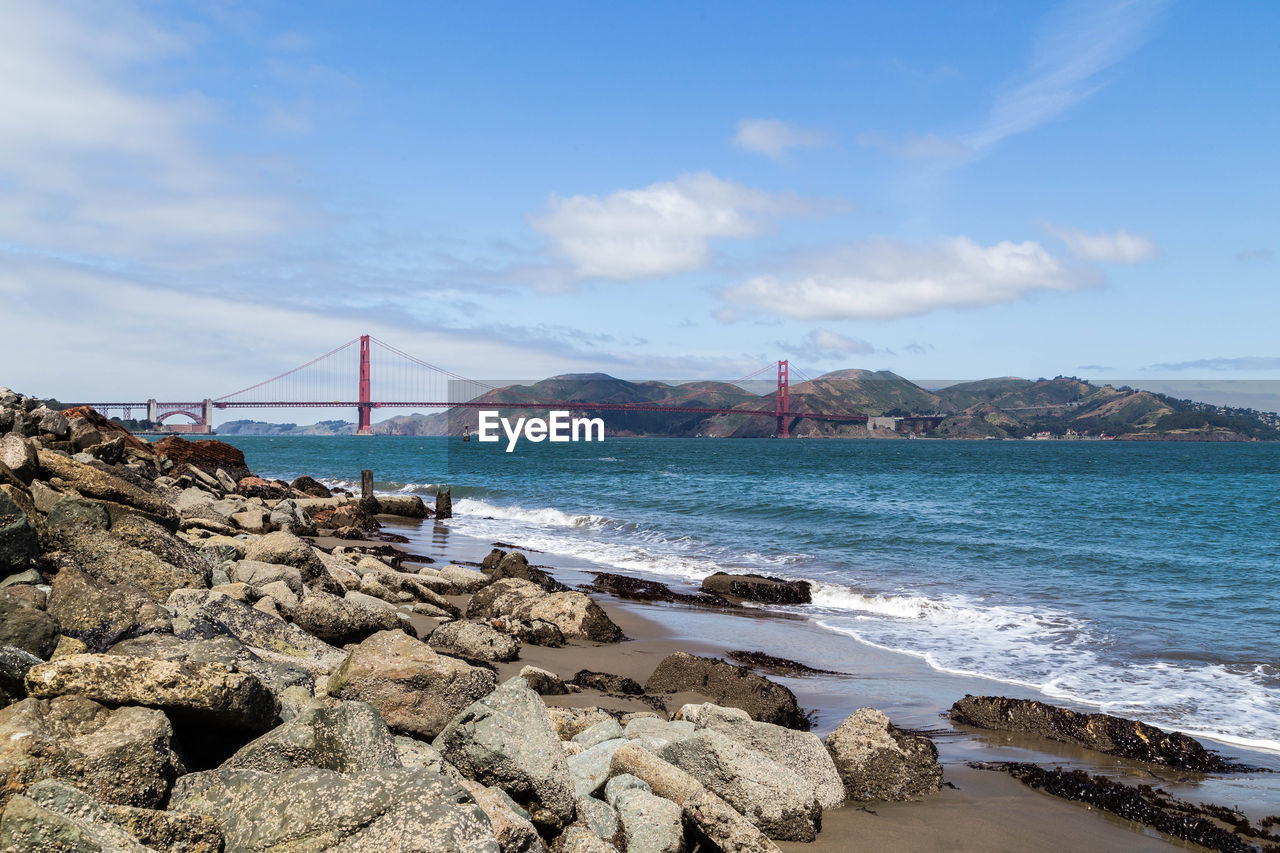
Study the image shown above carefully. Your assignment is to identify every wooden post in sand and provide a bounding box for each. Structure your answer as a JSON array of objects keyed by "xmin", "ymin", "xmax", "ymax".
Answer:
[
  {"xmin": 435, "ymin": 486, "xmax": 452, "ymax": 519},
  {"xmin": 359, "ymin": 469, "xmax": 379, "ymax": 514}
]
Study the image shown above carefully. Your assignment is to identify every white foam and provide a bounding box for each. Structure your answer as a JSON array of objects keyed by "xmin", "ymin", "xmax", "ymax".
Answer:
[{"xmin": 455, "ymin": 498, "xmax": 607, "ymax": 529}]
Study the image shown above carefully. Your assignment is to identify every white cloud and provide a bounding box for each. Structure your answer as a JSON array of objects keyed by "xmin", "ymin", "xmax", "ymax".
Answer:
[
  {"xmin": 529, "ymin": 173, "xmax": 840, "ymax": 280},
  {"xmin": 783, "ymin": 329, "xmax": 877, "ymax": 361},
  {"xmin": 1043, "ymin": 223, "xmax": 1157, "ymax": 262},
  {"xmin": 0, "ymin": 0, "xmax": 293, "ymax": 262},
  {"xmin": 732, "ymin": 119, "xmax": 831, "ymax": 160},
  {"xmin": 722, "ymin": 237, "xmax": 1093, "ymax": 320},
  {"xmin": 965, "ymin": 0, "xmax": 1167, "ymax": 151}
]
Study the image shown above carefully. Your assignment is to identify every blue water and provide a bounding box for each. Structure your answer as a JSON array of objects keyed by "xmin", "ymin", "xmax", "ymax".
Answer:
[{"xmin": 217, "ymin": 436, "xmax": 1280, "ymax": 751}]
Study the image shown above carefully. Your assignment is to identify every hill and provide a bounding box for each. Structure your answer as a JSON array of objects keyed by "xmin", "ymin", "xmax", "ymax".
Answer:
[{"xmin": 207, "ymin": 373, "xmax": 1280, "ymax": 441}]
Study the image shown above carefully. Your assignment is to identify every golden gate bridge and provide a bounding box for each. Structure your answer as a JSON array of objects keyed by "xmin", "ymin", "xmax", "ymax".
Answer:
[{"xmin": 74, "ymin": 335, "xmax": 873, "ymax": 437}]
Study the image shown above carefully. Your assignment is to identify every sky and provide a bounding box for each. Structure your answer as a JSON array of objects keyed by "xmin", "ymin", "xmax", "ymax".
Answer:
[{"xmin": 1, "ymin": 0, "xmax": 1278, "ymax": 411}]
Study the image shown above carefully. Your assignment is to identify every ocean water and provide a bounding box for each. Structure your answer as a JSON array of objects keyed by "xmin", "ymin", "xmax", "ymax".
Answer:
[{"xmin": 217, "ymin": 435, "xmax": 1280, "ymax": 753}]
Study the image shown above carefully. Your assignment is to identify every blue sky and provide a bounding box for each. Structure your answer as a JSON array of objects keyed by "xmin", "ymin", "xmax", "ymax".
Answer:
[{"xmin": 1, "ymin": 0, "xmax": 1278, "ymax": 405}]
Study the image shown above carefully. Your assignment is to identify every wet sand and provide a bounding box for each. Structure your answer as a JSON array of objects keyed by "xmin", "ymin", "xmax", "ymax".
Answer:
[{"xmin": 369, "ymin": 513, "xmax": 1278, "ymax": 851}]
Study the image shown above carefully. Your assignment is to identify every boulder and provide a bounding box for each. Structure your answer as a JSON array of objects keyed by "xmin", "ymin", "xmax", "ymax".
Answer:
[
  {"xmin": 608, "ymin": 741, "xmax": 781, "ymax": 853},
  {"xmin": 467, "ymin": 579, "xmax": 623, "ymax": 644},
  {"xmin": 949, "ymin": 695, "xmax": 1233, "ymax": 772},
  {"xmin": 230, "ymin": 558, "xmax": 303, "ymax": 595},
  {"xmin": 32, "ymin": 407, "xmax": 70, "ymax": 440},
  {"xmin": 701, "ymin": 572, "xmax": 811, "ymax": 605},
  {"xmin": 375, "ymin": 494, "xmax": 429, "ymax": 519},
  {"xmin": 360, "ymin": 568, "xmax": 459, "ymax": 614},
  {"xmin": 824, "ymin": 708, "xmax": 942, "ymax": 801},
  {"xmin": 0, "ymin": 594, "xmax": 59, "ymax": 659},
  {"xmin": 25, "ymin": 653, "xmax": 278, "ymax": 732},
  {"xmin": 463, "ymin": 781, "xmax": 548, "ymax": 853},
  {"xmin": 0, "ymin": 695, "xmax": 183, "ymax": 808},
  {"xmin": 481, "ymin": 549, "xmax": 569, "ymax": 592},
  {"xmin": 571, "ymin": 670, "xmax": 643, "ymax": 696},
  {"xmin": 551, "ymin": 825, "xmax": 618, "ymax": 853},
  {"xmin": 243, "ymin": 530, "xmax": 341, "ymax": 594},
  {"xmin": 676, "ymin": 702, "xmax": 844, "ymax": 809},
  {"xmin": 611, "ymin": 785, "xmax": 683, "ymax": 853},
  {"xmin": 270, "ymin": 498, "xmax": 316, "ymax": 536},
  {"xmin": 46, "ymin": 494, "xmax": 111, "ymax": 532},
  {"xmin": 292, "ymin": 475, "xmax": 332, "ymax": 498},
  {"xmin": 0, "ymin": 646, "xmax": 41, "ymax": 708},
  {"xmin": 223, "ymin": 699, "xmax": 401, "ymax": 774},
  {"xmin": 171, "ymin": 766, "xmax": 500, "ymax": 852},
  {"xmin": 150, "ymin": 436, "xmax": 251, "ymax": 482},
  {"xmin": 575, "ymin": 796, "xmax": 621, "ymax": 845},
  {"xmin": 173, "ymin": 487, "xmax": 232, "ymax": 526},
  {"xmin": 572, "ymin": 719, "xmax": 625, "ymax": 749},
  {"xmin": 430, "ymin": 619, "xmax": 522, "ymax": 663},
  {"xmin": 328, "ymin": 630, "xmax": 497, "ymax": 739},
  {"xmin": 44, "ymin": 520, "xmax": 209, "ymax": 602},
  {"xmin": 0, "ymin": 435, "xmax": 36, "ymax": 484},
  {"xmin": 547, "ymin": 707, "xmax": 617, "ymax": 742},
  {"xmin": 236, "ymin": 476, "xmax": 289, "ymax": 500},
  {"xmin": 167, "ymin": 588, "xmax": 347, "ymax": 670},
  {"xmin": 658, "ymin": 729, "xmax": 820, "ymax": 841},
  {"xmin": 6, "ymin": 779, "xmax": 222, "ymax": 853},
  {"xmin": 0, "ymin": 792, "xmax": 151, "ymax": 852},
  {"xmin": 230, "ymin": 507, "xmax": 270, "ymax": 533},
  {"xmin": 519, "ymin": 665, "xmax": 569, "ymax": 696},
  {"xmin": 434, "ymin": 677, "xmax": 576, "ymax": 832},
  {"xmin": 293, "ymin": 590, "xmax": 401, "ymax": 645},
  {"xmin": 107, "ymin": 634, "xmax": 314, "ymax": 719},
  {"xmin": 47, "ymin": 565, "xmax": 170, "ymax": 652},
  {"xmin": 438, "ymin": 563, "xmax": 493, "ymax": 593},
  {"xmin": 645, "ymin": 653, "xmax": 807, "ymax": 730},
  {"xmin": 0, "ymin": 487, "xmax": 39, "ymax": 575},
  {"xmin": 567, "ymin": 737, "xmax": 628, "ymax": 798},
  {"xmin": 35, "ymin": 451, "xmax": 177, "ymax": 527}
]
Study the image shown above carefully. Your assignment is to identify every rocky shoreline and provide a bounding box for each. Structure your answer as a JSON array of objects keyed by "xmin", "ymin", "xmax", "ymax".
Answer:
[{"xmin": 1, "ymin": 386, "xmax": 1275, "ymax": 852}]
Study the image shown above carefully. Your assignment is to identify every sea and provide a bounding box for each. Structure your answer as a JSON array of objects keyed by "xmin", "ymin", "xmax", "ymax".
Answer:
[{"xmin": 215, "ymin": 435, "xmax": 1280, "ymax": 757}]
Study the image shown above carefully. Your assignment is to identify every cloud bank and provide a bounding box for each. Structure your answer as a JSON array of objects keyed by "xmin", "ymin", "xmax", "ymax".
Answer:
[
  {"xmin": 1043, "ymin": 223, "xmax": 1157, "ymax": 262},
  {"xmin": 732, "ymin": 119, "xmax": 830, "ymax": 160}
]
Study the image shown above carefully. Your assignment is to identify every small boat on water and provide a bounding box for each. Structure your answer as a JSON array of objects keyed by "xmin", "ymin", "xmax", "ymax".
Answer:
[{"xmin": 462, "ymin": 425, "xmax": 471, "ymax": 442}]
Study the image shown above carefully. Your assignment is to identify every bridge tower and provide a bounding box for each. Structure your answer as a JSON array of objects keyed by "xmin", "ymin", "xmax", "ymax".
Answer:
[
  {"xmin": 356, "ymin": 334, "xmax": 374, "ymax": 435},
  {"xmin": 202, "ymin": 399, "xmax": 213, "ymax": 429},
  {"xmin": 146, "ymin": 399, "xmax": 157, "ymax": 424},
  {"xmin": 776, "ymin": 360, "xmax": 790, "ymax": 438}
]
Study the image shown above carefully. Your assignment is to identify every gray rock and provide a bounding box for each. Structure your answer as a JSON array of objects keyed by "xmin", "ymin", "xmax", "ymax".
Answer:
[
  {"xmin": 574, "ymin": 796, "xmax": 620, "ymax": 844},
  {"xmin": 431, "ymin": 619, "xmax": 522, "ymax": 662},
  {"xmin": 0, "ymin": 695, "xmax": 184, "ymax": 808},
  {"xmin": 34, "ymin": 408, "xmax": 70, "ymax": 440},
  {"xmin": 360, "ymin": 568, "xmax": 460, "ymax": 614},
  {"xmin": 395, "ymin": 735, "xmax": 466, "ymax": 783},
  {"xmin": 519, "ymin": 665, "xmax": 569, "ymax": 696},
  {"xmin": 658, "ymin": 729, "xmax": 820, "ymax": 841},
  {"xmin": 44, "ymin": 521, "xmax": 208, "ymax": 603},
  {"xmin": 572, "ymin": 718, "xmax": 625, "ymax": 749},
  {"xmin": 613, "ymin": 787, "xmax": 684, "ymax": 853},
  {"xmin": 466, "ymin": 579, "xmax": 623, "ymax": 644},
  {"xmin": 243, "ymin": 531, "xmax": 340, "ymax": 594},
  {"xmin": 47, "ymin": 565, "xmax": 170, "ymax": 652},
  {"xmin": 10, "ymin": 778, "xmax": 222, "ymax": 853},
  {"xmin": 645, "ymin": 652, "xmax": 807, "ymax": 730},
  {"xmin": 567, "ymin": 738, "xmax": 628, "ymax": 799},
  {"xmin": 550, "ymin": 825, "xmax": 618, "ymax": 853},
  {"xmin": 167, "ymin": 588, "xmax": 347, "ymax": 670},
  {"xmin": 258, "ymin": 579, "xmax": 299, "ymax": 612},
  {"xmin": 824, "ymin": 708, "xmax": 942, "ymax": 802},
  {"xmin": 608, "ymin": 742, "xmax": 781, "ymax": 853},
  {"xmin": 0, "ymin": 594, "xmax": 58, "ymax": 660},
  {"xmin": 106, "ymin": 633, "xmax": 314, "ymax": 716},
  {"xmin": 214, "ymin": 468, "xmax": 238, "ymax": 494},
  {"xmin": 676, "ymin": 702, "xmax": 844, "ymax": 809},
  {"xmin": 438, "ymin": 564, "xmax": 492, "ymax": 593},
  {"xmin": 435, "ymin": 676, "xmax": 576, "ymax": 832},
  {"xmin": 67, "ymin": 418, "xmax": 103, "ymax": 452},
  {"xmin": 26, "ymin": 653, "xmax": 278, "ymax": 732},
  {"xmin": 230, "ymin": 557, "xmax": 303, "ymax": 595},
  {"xmin": 603, "ymin": 772, "xmax": 651, "ymax": 806},
  {"xmin": 46, "ymin": 495, "xmax": 111, "ymax": 532},
  {"xmin": 0, "ymin": 646, "xmax": 41, "ymax": 708},
  {"xmin": 328, "ymin": 630, "xmax": 497, "ymax": 739},
  {"xmin": 0, "ymin": 488, "xmax": 39, "ymax": 575},
  {"xmin": 293, "ymin": 590, "xmax": 400, "ymax": 645},
  {"xmin": 35, "ymin": 451, "xmax": 177, "ymax": 528},
  {"xmin": 0, "ymin": 435, "xmax": 36, "ymax": 484},
  {"xmin": 171, "ymin": 765, "xmax": 501, "ymax": 852},
  {"xmin": 223, "ymin": 699, "xmax": 400, "ymax": 773},
  {"xmin": 0, "ymin": 792, "xmax": 151, "ymax": 852},
  {"xmin": 464, "ymin": 780, "xmax": 549, "ymax": 853}
]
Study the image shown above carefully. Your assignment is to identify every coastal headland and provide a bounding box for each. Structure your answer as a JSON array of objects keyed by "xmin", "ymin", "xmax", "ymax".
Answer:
[{"xmin": 1, "ymin": 388, "xmax": 1277, "ymax": 852}]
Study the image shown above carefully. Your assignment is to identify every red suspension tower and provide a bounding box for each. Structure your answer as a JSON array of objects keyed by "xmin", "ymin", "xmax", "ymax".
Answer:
[
  {"xmin": 775, "ymin": 359, "xmax": 790, "ymax": 438},
  {"xmin": 356, "ymin": 334, "xmax": 373, "ymax": 436}
]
